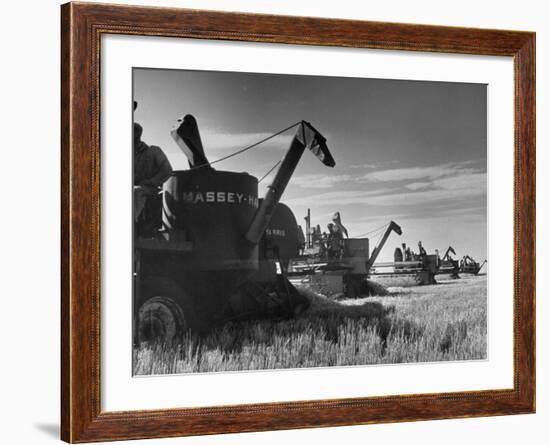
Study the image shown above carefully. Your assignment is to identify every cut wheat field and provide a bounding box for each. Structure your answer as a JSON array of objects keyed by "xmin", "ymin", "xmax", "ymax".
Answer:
[{"xmin": 133, "ymin": 274, "xmax": 487, "ymax": 375}]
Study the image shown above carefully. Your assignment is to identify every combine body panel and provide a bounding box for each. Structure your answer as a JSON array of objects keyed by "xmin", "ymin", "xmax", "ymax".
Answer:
[
  {"xmin": 307, "ymin": 238, "xmax": 370, "ymax": 298},
  {"xmin": 261, "ymin": 202, "xmax": 301, "ymax": 268},
  {"xmin": 415, "ymin": 254, "xmax": 439, "ymax": 285},
  {"xmin": 343, "ymin": 238, "xmax": 370, "ymax": 274},
  {"xmin": 163, "ymin": 169, "xmax": 259, "ymax": 271},
  {"xmin": 225, "ymin": 202, "xmax": 310, "ymax": 322},
  {"xmin": 137, "ymin": 169, "xmax": 260, "ymax": 332}
]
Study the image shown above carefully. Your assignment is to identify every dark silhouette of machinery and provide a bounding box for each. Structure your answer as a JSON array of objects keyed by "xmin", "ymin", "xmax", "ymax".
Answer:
[{"xmin": 134, "ymin": 116, "xmax": 335, "ymax": 343}]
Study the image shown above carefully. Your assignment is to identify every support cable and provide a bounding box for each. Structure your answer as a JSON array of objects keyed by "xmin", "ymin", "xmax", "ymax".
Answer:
[
  {"xmin": 190, "ymin": 121, "xmax": 302, "ymax": 170},
  {"xmin": 258, "ymin": 160, "xmax": 282, "ymax": 183},
  {"xmin": 355, "ymin": 223, "xmax": 388, "ymax": 239}
]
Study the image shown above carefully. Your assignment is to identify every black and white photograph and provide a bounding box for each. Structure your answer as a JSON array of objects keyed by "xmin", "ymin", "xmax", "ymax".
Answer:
[{"xmin": 132, "ymin": 68, "xmax": 487, "ymax": 375}]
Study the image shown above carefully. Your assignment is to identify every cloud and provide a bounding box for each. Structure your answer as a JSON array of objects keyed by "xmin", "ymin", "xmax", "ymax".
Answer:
[
  {"xmin": 281, "ymin": 161, "xmax": 483, "ymax": 192},
  {"xmin": 201, "ymin": 131, "xmax": 294, "ymax": 155},
  {"xmin": 390, "ymin": 207, "xmax": 486, "ymax": 233},
  {"xmin": 339, "ymin": 161, "xmax": 488, "ymax": 206},
  {"xmin": 362, "ymin": 162, "xmax": 478, "ymax": 183},
  {"xmin": 405, "ymin": 181, "xmax": 431, "ymax": 190},
  {"xmin": 284, "ymin": 188, "xmax": 395, "ymax": 207},
  {"xmin": 348, "ymin": 163, "xmax": 379, "ymax": 169},
  {"xmin": 355, "ymin": 213, "xmax": 407, "ymax": 222},
  {"xmin": 284, "ymin": 169, "xmax": 486, "ymax": 209},
  {"xmin": 359, "ymin": 180, "xmax": 485, "ymax": 207},
  {"xmin": 434, "ymin": 206, "xmax": 485, "ymax": 217},
  {"xmin": 291, "ymin": 173, "xmax": 353, "ymax": 189},
  {"xmin": 431, "ymin": 172, "xmax": 486, "ymax": 191}
]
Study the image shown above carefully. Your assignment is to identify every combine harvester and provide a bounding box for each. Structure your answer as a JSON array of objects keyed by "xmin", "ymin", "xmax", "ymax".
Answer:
[
  {"xmin": 369, "ymin": 241, "xmax": 440, "ymax": 285},
  {"xmin": 371, "ymin": 244, "xmax": 485, "ymax": 284},
  {"xmin": 433, "ymin": 247, "xmax": 486, "ymax": 277},
  {"xmin": 436, "ymin": 246, "xmax": 487, "ymax": 278},
  {"xmin": 460, "ymin": 255, "xmax": 487, "ymax": 275},
  {"xmin": 134, "ymin": 115, "xmax": 336, "ymax": 343},
  {"xmin": 285, "ymin": 215, "xmax": 460, "ymax": 295},
  {"xmin": 438, "ymin": 246, "xmax": 460, "ymax": 279},
  {"xmin": 287, "ymin": 216, "xmax": 403, "ymax": 298}
]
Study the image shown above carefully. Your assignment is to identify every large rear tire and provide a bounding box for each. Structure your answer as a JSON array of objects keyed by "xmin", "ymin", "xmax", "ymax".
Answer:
[
  {"xmin": 137, "ymin": 296, "xmax": 186, "ymax": 344},
  {"xmin": 136, "ymin": 279, "xmax": 196, "ymax": 344}
]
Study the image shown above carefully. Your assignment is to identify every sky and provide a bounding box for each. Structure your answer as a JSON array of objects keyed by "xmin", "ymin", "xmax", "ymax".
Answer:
[{"xmin": 133, "ymin": 68, "xmax": 487, "ymax": 264}]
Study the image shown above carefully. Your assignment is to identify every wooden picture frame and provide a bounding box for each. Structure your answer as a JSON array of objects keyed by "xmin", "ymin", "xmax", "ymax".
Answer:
[{"xmin": 61, "ymin": 2, "xmax": 535, "ymax": 442}]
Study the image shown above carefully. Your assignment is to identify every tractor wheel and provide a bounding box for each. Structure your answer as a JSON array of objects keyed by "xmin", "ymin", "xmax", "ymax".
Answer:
[
  {"xmin": 137, "ymin": 296, "xmax": 186, "ymax": 344},
  {"xmin": 136, "ymin": 279, "xmax": 197, "ymax": 344}
]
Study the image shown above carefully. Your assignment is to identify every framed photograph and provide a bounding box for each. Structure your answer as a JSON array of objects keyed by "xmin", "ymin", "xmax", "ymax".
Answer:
[{"xmin": 61, "ymin": 2, "xmax": 535, "ymax": 442}]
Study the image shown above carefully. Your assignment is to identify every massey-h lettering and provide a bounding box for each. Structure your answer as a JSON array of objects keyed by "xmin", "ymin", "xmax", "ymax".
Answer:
[{"xmin": 181, "ymin": 191, "xmax": 258, "ymax": 207}]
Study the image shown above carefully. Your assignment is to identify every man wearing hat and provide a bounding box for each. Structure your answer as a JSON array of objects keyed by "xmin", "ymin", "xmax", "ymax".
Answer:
[
  {"xmin": 418, "ymin": 241, "xmax": 427, "ymax": 258},
  {"xmin": 332, "ymin": 211, "xmax": 349, "ymax": 238},
  {"xmin": 326, "ymin": 223, "xmax": 344, "ymax": 261},
  {"xmin": 134, "ymin": 121, "xmax": 173, "ymax": 237}
]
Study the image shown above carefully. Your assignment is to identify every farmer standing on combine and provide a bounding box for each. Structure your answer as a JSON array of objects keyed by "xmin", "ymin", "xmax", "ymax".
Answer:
[
  {"xmin": 332, "ymin": 211, "xmax": 349, "ymax": 238},
  {"xmin": 418, "ymin": 241, "xmax": 427, "ymax": 258},
  {"xmin": 394, "ymin": 247, "xmax": 403, "ymax": 262},
  {"xmin": 327, "ymin": 223, "xmax": 344, "ymax": 260},
  {"xmin": 435, "ymin": 248, "xmax": 441, "ymax": 268},
  {"xmin": 134, "ymin": 103, "xmax": 173, "ymax": 238}
]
